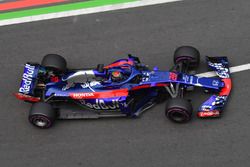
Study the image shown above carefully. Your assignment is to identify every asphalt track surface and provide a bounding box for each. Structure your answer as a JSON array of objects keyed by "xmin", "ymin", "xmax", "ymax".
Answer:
[{"xmin": 0, "ymin": 0, "xmax": 250, "ymax": 166}]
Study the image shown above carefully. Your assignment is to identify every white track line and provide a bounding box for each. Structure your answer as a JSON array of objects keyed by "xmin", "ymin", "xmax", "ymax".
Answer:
[
  {"xmin": 196, "ymin": 63, "xmax": 250, "ymax": 77},
  {"xmin": 0, "ymin": 0, "xmax": 182, "ymax": 26}
]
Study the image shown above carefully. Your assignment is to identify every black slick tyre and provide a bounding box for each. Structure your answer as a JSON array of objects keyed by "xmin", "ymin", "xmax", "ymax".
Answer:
[
  {"xmin": 29, "ymin": 102, "xmax": 56, "ymax": 129},
  {"xmin": 174, "ymin": 46, "xmax": 200, "ymax": 68},
  {"xmin": 41, "ymin": 54, "xmax": 67, "ymax": 72},
  {"xmin": 165, "ymin": 98, "xmax": 193, "ymax": 123}
]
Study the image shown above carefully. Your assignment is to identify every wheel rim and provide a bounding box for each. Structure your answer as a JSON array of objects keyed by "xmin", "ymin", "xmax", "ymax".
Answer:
[
  {"xmin": 34, "ymin": 118, "xmax": 47, "ymax": 127},
  {"xmin": 167, "ymin": 108, "xmax": 190, "ymax": 123},
  {"xmin": 30, "ymin": 115, "xmax": 51, "ymax": 128},
  {"xmin": 171, "ymin": 111, "xmax": 186, "ymax": 122}
]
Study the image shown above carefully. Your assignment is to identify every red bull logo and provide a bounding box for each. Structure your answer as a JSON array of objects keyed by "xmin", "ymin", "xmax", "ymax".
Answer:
[
  {"xmin": 19, "ymin": 64, "xmax": 35, "ymax": 94},
  {"xmin": 80, "ymin": 99, "xmax": 124, "ymax": 110}
]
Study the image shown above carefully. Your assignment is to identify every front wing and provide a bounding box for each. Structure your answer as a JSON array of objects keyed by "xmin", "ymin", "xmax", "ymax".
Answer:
[{"xmin": 198, "ymin": 56, "xmax": 232, "ymax": 118}]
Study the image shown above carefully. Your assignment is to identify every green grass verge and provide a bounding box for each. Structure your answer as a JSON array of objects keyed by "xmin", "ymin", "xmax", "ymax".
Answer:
[{"xmin": 0, "ymin": 0, "xmax": 136, "ymax": 20}]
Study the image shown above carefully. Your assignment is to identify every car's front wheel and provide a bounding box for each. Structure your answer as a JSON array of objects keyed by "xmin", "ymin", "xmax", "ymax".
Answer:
[
  {"xmin": 165, "ymin": 98, "xmax": 193, "ymax": 123},
  {"xmin": 174, "ymin": 46, "xmax": 200, "ymax": 68}
]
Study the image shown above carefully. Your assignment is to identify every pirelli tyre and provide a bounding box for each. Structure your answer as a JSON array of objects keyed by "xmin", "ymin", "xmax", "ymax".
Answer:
[
  {"xmin": 41, "ymin": 54, "xmax": 67, "ymax": 72},
  {"xmin": 29, "ymin": 102, "xmax": 56, "ymax": 129},
  {"xmin": 165, "ymin": 98, "xmax": 193, "ymax": 123},
  {"xmin": 174, "ymin": 46, "xmax": 200, "ymax": 68}
]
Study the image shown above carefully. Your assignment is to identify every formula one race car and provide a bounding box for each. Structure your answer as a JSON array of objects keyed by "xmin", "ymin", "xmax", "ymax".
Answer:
[{"xmin": 15, "ymin": 46, "xmax": 232, "ymax": 128}]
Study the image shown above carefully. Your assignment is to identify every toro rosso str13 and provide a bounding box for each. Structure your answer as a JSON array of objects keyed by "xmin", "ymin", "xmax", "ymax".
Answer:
[{"xmin": 15, "ymin": 46, "xmax": 232, "ymax": 129}]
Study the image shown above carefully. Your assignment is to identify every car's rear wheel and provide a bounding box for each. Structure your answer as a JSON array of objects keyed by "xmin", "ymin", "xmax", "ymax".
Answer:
[
  {"xmin": 29, "ymin": 102, "xmax": 56, "ymax": 129},
  {"xmin": 41, "ymin": 54, "xmax": 67, "ymax": 72},
  {"xmin": 174, "ymin": 46, "xmax": 200, "ymax": 68},
  {"xmin": 165, "ymin": 98, "xmax": 193, "ymax": 123}
]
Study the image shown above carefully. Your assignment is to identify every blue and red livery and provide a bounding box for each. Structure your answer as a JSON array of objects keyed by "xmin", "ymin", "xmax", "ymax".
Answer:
[{"xmin": 15, "ymin": 46, "xmax": 232, "ymax": 128}]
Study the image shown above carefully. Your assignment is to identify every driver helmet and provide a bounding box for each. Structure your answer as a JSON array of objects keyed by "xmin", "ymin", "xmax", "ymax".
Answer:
[{"xmin": 111, "ymin": 71, "xmax": 124, "ymax": 82}]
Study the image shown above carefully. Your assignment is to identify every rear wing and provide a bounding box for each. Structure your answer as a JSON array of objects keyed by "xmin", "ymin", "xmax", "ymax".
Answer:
[
  {"xmin": 15, "ymin": 63, "xmax": 41, "ymax": 102},
  {"xmin": 198, "ymin": 56, "xmax": 232, "ymax": 118}
]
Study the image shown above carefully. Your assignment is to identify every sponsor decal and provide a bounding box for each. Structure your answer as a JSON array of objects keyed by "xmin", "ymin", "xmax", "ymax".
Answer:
[
  {"xmin": 198, "ymin": 110, "xmax": 220, "ymax": 117},
  {"xmin": 201, "ymin": 105, "xmax": 212, "ymax": 111},
  {"xmin": 169, "ymin": 72, "xmax": 177, "ymax": 81},
  {"xmin": 70, "ymin": 92, "xmax": 94, "ymax": 99},
  {"xmin": 189, "ymin": 76, "xmax": 194, "ymax": 83},
  {"xmin": 212, "ymin": 80, "xmax": 219, "ymax": 86},
  {"xmin": 79, "ymin": 99, "xmax": 127, "ymax": 110},
  {"xmin": 69, "ymin": 89, "xmax": 128, "ymax": 99},
  {"xmin": 182, "ymin": 74, "xmax": 194, "ymax": 84},
  {"xmin": 208, "ymin": 62, "xmax": 230, "ymax": 78},
  {"xmin": 19, "ymin": 64, "xmax": 35, "ymax": 94},
  {"xmin": 142, "ymin": 72, "xmax": 150, "ymax": 82},
  {"xmin": 212, "ymin": 95, "xmax": 227, "ymax": 106},
  {"xmin": 81, "ymin": 81, "xmax": 100, "ymax": 89}
]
